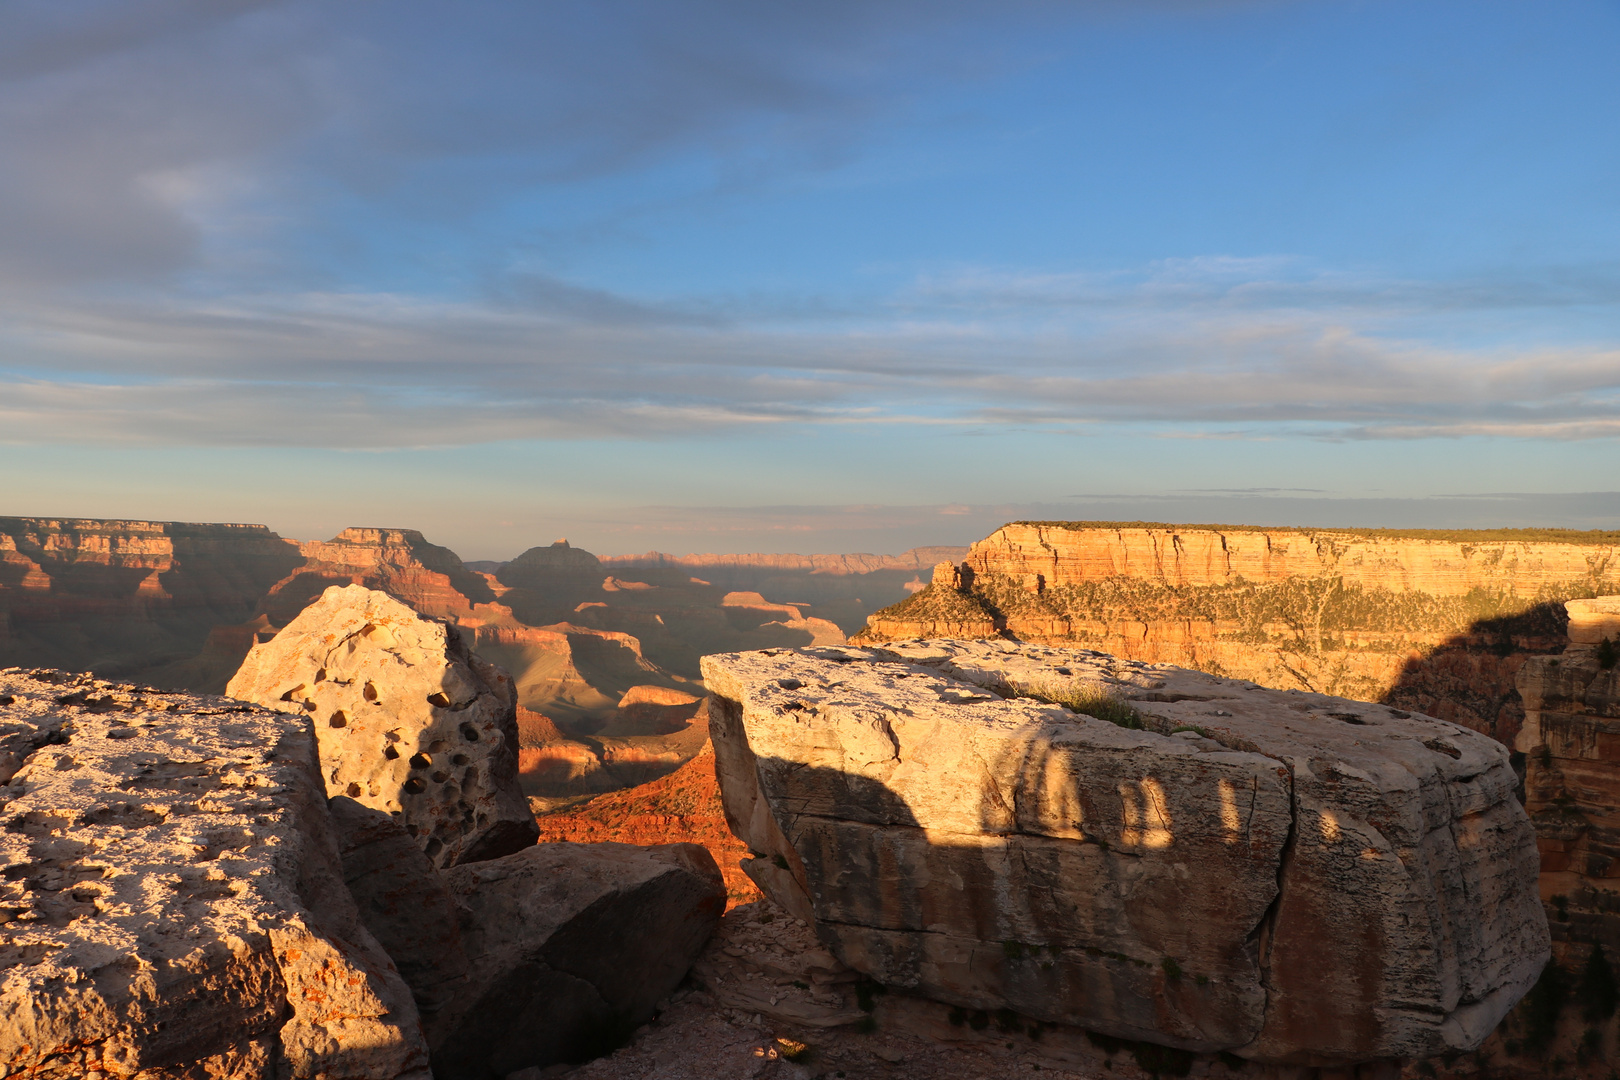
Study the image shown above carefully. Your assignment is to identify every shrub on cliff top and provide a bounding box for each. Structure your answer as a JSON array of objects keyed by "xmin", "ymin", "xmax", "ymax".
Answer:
[{"xmin": 1012, "ymin": 678, "xmax": 1144, "ymax": 729}]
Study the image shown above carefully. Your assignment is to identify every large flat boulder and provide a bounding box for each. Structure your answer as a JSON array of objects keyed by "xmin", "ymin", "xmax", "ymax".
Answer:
[
  {"xmin": 228, "ymin": 583, "xmax": 537, "ymax": 868},
  {"xmin": 700, "ymin": 640, "xmax": 1549, "ymax": 1067},
  {"xmin": 429, "ymin": 841, "xmax": 726, "ymax": 1079},
  {"xmin": 0, "ymin": 668, "xmax": 429, "ymax": 1080}
]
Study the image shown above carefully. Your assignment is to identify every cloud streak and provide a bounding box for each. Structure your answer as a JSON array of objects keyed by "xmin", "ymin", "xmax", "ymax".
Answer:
[
  {"xmin": 2, "ymin": 2, "xmax": 1617, "ymax": 453},
  {"xmin": 3, "ymin": 264, "xmax": 1619, "ymax": 447}
]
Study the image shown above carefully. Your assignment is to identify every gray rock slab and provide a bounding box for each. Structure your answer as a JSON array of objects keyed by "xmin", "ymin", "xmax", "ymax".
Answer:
[{"xmin": 428, "ymin": 841, "xmax": 727, "ymax": 1079}]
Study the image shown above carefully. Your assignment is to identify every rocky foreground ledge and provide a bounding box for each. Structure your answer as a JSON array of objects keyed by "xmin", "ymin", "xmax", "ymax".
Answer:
[
  {"xmin": 0, "ymin": 634, "xmax": 724, "ymax": 1078},
  {"xmin": 701, "ymin": 640, "xmax": 1551, "ymax": 1070},
  {"xmin": 0, "ymin": 668, "xmax": 430, "ymax": 1079}
]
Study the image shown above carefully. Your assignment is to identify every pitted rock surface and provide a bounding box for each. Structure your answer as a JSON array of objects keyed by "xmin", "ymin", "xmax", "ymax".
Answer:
[
  {"xmin": 0, "ymin": 668, "xmax": 429, "ymax": 1080},
  {"xmin": 700, "ymin": 640, "xmax": 1550, "ymax": 1067},
  {"xmin": 227, "ymin": 584, "xmax": 537, "ymax": 868}
]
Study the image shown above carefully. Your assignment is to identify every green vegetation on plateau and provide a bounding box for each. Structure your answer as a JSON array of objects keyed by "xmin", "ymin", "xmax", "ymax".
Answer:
[
  {"xmin": 856, "ymin": 581, "xmax": 996, "ymax": 628},
  {"xmin": 973, "ymin": 573, "xmax": 1609, "ymax": 647}
]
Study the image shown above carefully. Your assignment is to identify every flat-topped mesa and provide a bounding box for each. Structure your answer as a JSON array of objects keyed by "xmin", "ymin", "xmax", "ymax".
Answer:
[
  {"xmin": 228, "ymin": 584, "xmax": 537, "ymax": 868},
  {"xmin": 0, "ymin": 668, "xmax": 429, "ymax": 1079},
  {"xmin": 701, "ymin": 640, "xmax": 1549, "ymax": 1068},
  {"xmin": 857, "ymin": 522, "xmax": 1620, "ymax": 745},
  {"xmin": 968, "ymin": 522, "xmax": 1620, "ymax": 594}
]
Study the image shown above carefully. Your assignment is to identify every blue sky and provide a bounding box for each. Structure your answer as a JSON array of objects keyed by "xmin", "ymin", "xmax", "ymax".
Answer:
[{"xmin": 3, "ymin": 0, "xmax": 1619, "ymax": 558}]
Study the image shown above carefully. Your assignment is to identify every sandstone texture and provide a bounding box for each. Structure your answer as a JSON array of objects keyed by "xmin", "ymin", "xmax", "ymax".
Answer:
[
  {"xmin": 1516, "ymin": 598, "xmax": 1620, "ymax": 950},
  {"xmin": 1565, "ymin": 597, "xmax": 1620, "ymax": 645},
  {"xmin": 428, "ymin": 841, "xmax": 726, "ymax": 1079},
  {"xmin": 0, "ymin": 668, "xmax": 429, "ymax": 1080},
  {"xmin": 857, "ymin": 523, "xmax": 1620, "ymax": 745},
  {"xmin": 701, "ymin": 641, "xmax": 1550, "ymax": 1067},
  {"xmin": 227, "ymin": 584, "xmax": 537, "ymax": 868}
]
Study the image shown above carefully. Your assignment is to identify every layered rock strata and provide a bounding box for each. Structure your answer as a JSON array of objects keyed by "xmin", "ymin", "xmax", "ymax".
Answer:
[
  {"xmin": 701, "ymin": 641, "xmax": 1549, "ymax": 1067},
  {"xmin": 858, "ymin": 523, "xmax": 1620, "ymax": 743},
  {"xmin": 227, "ymin": 584, "xmax": 537, "ymax": 868},
  {"xmin": 0, "ymin": 668, "xmax": 429, "ymax": 1079},
  {"xmin": 1515, "ymin": 598, "xmax": 1620, "ymax": 949}
]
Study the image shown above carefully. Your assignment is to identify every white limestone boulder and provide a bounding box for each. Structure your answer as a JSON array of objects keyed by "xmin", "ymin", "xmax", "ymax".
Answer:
[
  {"xmin": 700, "ymin": 640, "xmax": 1549, "ymax": 1067},
  {"xmin": 228, "ymin": 584, "xmax": 537, "ymax": 868}
]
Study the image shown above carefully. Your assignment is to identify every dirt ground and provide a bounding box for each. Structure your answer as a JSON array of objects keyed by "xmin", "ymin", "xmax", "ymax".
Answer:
[{"xmin": 527, "ymin": 899, "xmax": 1162, "ymax": 1080}]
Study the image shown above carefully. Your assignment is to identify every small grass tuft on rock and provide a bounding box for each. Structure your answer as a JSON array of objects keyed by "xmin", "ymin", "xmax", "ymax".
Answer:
[{"xmin": 1011, "ymin": 678, "xmax": 1144, "ymax": 729}]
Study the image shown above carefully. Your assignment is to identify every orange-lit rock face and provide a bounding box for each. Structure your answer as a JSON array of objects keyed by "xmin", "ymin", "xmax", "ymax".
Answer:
[
  {"xmin": 227, "ymin": 584, "xmax": 537, "ymax": 868},
  {"xmin": 860, "ymin": 524, "xmax": 1620, "ymax": 745},
  {"xmin": 0, "ymin": 517, "xmax": 306, "ymax": 687},
  {"xmin": 0, "ymin": 669, "xmax": 430, "ymax": 1080},
  {"xmin": 967, "ymin": 524, "xmax": 1620, "ymax": 594},
  {"xmin": 702, "ymin": 641, "xmax": 1549, "ymax": 1067},
  {"xmin": 532, "ymin": 742, "xmax": 764, "ymax": 909}
]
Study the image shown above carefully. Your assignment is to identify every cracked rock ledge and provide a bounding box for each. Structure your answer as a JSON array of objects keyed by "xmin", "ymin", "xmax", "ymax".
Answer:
[
  {"xmin": 700, "ymin": 639, "xmax": 1552, "ymax": 1071},
  {"xmin": 0, "ymin": 668, "xmax": 430, "ymax": 1080}
]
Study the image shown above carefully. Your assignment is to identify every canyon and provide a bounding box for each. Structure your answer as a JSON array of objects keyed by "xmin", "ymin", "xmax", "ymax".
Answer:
[
  {"xmin": 8, "ymin": 513, "xmax": 1619, "ymax": 1076},
  {"xmin": 0, "ymin": 517, "xmax": 956, "ymax": 824},
  {"xmin": 0, "ymin": 518, "xmax": 950, "ymax": 704},
  {"xmin": 0, "ymin": 636, "xmax": 1549, "ymax": 1079}
]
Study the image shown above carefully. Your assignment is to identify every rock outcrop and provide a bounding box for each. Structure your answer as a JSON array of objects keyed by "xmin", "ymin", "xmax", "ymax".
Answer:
[
  {"xmin": 857, "ymin": 522, "xmax": 1620, "ymax": 745},
  {"xmin": 702, "ymin": 641, "xmax": 1549, "ymax": 1067},
  {"xmin": 0, "ymin": 668, "xmax": 430, "ymax": 1079},
  {"xmin": 429, "ymin": 841, "xmax": 726, "ymax": 1078},
  {"xmin": 227, "ymin": 584, "xmax": 537, "ymax": 868}
]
